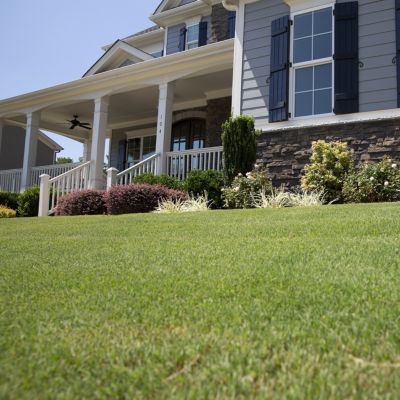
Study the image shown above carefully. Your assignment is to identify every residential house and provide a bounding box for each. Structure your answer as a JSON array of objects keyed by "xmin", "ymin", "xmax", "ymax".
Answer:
[{"xmin": 0, "ymin": 0, "xmax": 399, "ymax": 215}]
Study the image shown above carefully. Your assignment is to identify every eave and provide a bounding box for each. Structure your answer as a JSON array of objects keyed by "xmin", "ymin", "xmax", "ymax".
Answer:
[{"xmin": 0, "ymin": 39, "xmax": 234, "ymax": 117}]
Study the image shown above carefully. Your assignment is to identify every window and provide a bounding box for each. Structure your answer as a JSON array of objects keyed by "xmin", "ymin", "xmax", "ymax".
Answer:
[
  {"xmin": 186, "ymin": 24, "xmax": 199, "ymax": 49},
  {"xmin": 292, "ymin": 6, "xmax": 333, "ymax": 118},
  {"xmin": 126, "ymin": 135, "xmax": 156, "ymax": 167}
]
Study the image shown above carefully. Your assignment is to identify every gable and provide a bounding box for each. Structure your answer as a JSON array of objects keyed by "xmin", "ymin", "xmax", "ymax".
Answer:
[
  {"xmin": 83, "ymin": 41, "xmax": 154, "ymax": 77},
  {"xmin": 154, "ymin": 0, "xmax": 196, "ymax": 15}
]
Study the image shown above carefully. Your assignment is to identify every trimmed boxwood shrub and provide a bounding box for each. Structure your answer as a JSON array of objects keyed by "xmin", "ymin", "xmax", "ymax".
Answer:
[
  {"xmin": 105, "ymin": 184, "xmax": 188, "ymax": 215},
  {"xmin": 55, "ymin": 190, "xmax": 106, "ymax": 216},
  {"xmin": 133, "ymin": 173, "xmax": 184, "ymax": 190},
  {"xmin": 185, "ymin": 170, "xmax": 225, "ymax": 209},
  {"xmin": 17, "ymin": 186, "xmax": 40, "ymax": 217},
  {"xmin": 0, "ymin": 192, "xmax": 19, "ymax": 211}
]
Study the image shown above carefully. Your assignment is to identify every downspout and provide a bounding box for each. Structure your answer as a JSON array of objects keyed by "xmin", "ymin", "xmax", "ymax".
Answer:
[{"xmin": 222, "ymin": 0, "xmax": 242, "ymax": 116}]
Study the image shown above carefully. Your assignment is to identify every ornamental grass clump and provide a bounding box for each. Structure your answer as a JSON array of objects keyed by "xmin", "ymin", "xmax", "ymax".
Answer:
[
  {"xmin": 0, "ymin": 205, "xmax": 17, "ymax": 218},
  {"xmin": 155, "ymin": 195, "xmax": 210, "ymax": 214},
  {"xmin": 223, "ymin": 165, "xmax": 272, "ymax": 208},
  {"xmin": 301, "ymin": 140, "xmax": 353, "ymax": 203},
  {"xmin": 342, "ymin": 157, "xmax": 400, "ymax": 203}
]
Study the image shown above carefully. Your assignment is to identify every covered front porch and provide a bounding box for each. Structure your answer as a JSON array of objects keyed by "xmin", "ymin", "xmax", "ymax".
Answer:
[{"xmin": 0, "ymin": 40, "xmax": 233, "ymax": 213}]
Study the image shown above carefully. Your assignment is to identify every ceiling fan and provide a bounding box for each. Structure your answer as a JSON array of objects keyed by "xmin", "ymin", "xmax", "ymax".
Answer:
[{"xmin": 67, "ymin": 115, "xmax": 91, "ymax": 130}]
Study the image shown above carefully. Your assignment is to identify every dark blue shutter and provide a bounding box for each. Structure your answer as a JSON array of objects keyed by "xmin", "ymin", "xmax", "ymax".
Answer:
[
  {"xmin": 395, "ymin": 0, "xmax": 400, "ymax": 106},
  {"xmin": 178, "ymin": 27, "xmax": 187, "ymax": 51},
  {"xmin": 228, "ymin": 11, "xmax": 236, "ymax": 39},
  {"xmin": 199, "ymin": 21, "xmax": 208, "ymax": 46},
  {"xmin": 268, "ymin": 16, "xmax": 291, "ymax": 123},
  {"xmin": 117, "ymin": 140, "xmax": 126, "ymax": 171},
  {"xmin": 334, "ymin": 2, "xmax": 359, "ymax": 114}
]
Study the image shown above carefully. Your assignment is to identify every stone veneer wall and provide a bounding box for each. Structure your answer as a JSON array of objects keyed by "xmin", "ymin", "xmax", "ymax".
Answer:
[
  {"xmin": 210, "ymin": 4, "xmax": 231, "ymax": 43},
  {"xmin": 258, "ymin": 119, "xmax": 400, "ymax": 187},
  {"xmin": 206, "ymin": 97, "xmax": 231, "ymax": 147}
]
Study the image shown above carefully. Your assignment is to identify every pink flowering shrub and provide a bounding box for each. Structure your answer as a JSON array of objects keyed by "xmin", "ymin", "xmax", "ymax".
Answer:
[
  {"xmin": 55, "ymin": 190, "xmax": 106, "ymax": 216},
  {"xmin": 104, "ymin": 184, "xmax": 188, "ymax": 215}
]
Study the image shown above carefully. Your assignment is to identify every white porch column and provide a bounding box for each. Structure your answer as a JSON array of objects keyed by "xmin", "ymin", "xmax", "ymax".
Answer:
[
  {"xmin": 83, "ymin": 139, "xmax": 92, "ymax": 162},
  {"xmin": 89, "ymin": 97, "xmax": 109, "ymax": 189},
  {"xmin": 156, "ymin": 82, "xmax": 174, "ymax": 175},
  {"xmin": 21, "ymin": 111, "xmax": 40, "ymax": 192}
]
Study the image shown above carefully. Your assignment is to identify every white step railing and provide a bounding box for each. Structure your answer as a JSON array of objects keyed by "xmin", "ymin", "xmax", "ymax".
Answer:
[
  {"xmin": 0, "ymin": 169, "xmax": 22, "ymax": 193},
  {"xmin": 38, "ymin": 162, "xmax": 91, "ymax": 216},
  {"xmin": 30, "ymin": 163, "xmax": 81, "ymax": 186},
  {"xmin": 166, "ymin": 146, "xmax": 223, "ymax": 180},
  {"xmin": 117, "ymin": 153, "xmax": 160, "ymax": 186}
]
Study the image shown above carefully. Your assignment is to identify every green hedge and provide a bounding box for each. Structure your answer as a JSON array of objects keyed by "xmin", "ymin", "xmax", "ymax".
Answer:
[{"xmin": 0, "ymin": 192, "xmax": 19, "ymax": 211}]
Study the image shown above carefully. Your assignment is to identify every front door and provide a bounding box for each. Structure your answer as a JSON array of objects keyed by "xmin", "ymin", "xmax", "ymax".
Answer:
[{"xmin": 171, "ymin": 119, "xmax": 205, "ymax": 151}]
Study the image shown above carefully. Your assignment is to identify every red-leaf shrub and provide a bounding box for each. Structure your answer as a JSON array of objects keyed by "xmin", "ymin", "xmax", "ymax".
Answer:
[
  {"xmin": 105, "ymin": 184, "xmax": 188, "ymax": 215},
  {"xmin": 55, "ymin": 190, "xmax": 106, "ymax": 216}
]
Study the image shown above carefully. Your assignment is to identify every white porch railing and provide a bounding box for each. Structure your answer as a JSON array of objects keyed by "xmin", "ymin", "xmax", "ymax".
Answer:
[
  {"xmin": 0, "ymin": 169, "xmax": 22, "ymax": 193},
  {"xmin": 39, "ymin": 161, "xmax": 91, "ymax": 216},
  {"xmin": 166, "ymin": 146, "xmax": 223, "ymax": 180},
  {"xmin": 0, "ymin": 163, "xmax": 82, "ymax": 193},
  {"xmin": 117, "ymin": 153, "xmax": 160, "ymax": 186}
]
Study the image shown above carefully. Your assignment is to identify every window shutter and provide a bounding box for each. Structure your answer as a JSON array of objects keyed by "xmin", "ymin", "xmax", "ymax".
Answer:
[
  {"xmin": 268, "ymin": 15, "xmax": 291, "ymax": 123},
  {"xmin": 178, "ymin": 27, "xmax": 187, "ymax": 51},
  {"xmin": 199, "ymin": 21, "xmax": 208, "ymax": 47},
  {"xmin": 117, "ymin": 140, "xmax": 127, "ymax": 171},
  {"xmin": 228, "ymin": 11, "xmax": 236, "ymax": 39},
  {"xmin": 396, "ymin": 0, "xmax": 400, "ymax": 106},
  {"xmin": 334, "ymin": 2, "xmax": 359, "ymax": 114}
]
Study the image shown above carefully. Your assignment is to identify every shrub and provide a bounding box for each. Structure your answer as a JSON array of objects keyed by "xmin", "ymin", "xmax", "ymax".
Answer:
[
  {"xmin": 342, "ymin": 157, "xmax": 400, "ymax": 203},
  {"xmin": 155, "ymin": 195, "xmax": 210, "ymax": 214},
  {"xmin": 17, "ymin": 186, "xmax": 40, "ymax": 217},
  {"xmin": 301, "ymin": 140, "xmax": 353, "ymax": 203},
  {"xmin": 55, "ymin": 190, "xmax": 106, "ymax": 216},
  {"xmin": 222, "ymin": 115, "xmax": 260, "ymax": 182},
  {"xmin": 0, "ymin": 192, "xmax": 19, "ymax": 210},
  {"xmin": 133, "ymin": 173, "xmax": 184, "ymax": 190},
  {"xmin": 184, "ymin": 170, "xmax": 225, "ymax": 209},
  {"xmin": 105, "ymin": 184, "xmax": 188, "ymax": 215},
  {"xmin": 223, "ymin": 165, "xmax": 272, "ymax": 209},
  {"xmin": 0, "ymin": 205, "xmax": 17, "ymax": 218}
]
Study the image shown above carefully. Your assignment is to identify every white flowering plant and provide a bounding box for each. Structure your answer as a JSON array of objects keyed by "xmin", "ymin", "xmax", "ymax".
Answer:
[
  {"xmin": 222, "ymin": 165, "xmax": 272, "ymax": 208},
  {"xmin": 342, "ymin": 156, "xmax": 400, "ymax": 203}
]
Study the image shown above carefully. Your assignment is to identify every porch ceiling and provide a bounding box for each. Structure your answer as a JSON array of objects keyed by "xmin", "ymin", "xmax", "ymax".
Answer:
[{"xmin": 4, "ymin": 68, "xmax": 233, "ymax": 142}]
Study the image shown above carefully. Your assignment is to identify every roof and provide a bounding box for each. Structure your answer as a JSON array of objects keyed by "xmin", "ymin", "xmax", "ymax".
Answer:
[{"xmin": 38, "ymin": 131, "xmax": 63, "ymax": 152}]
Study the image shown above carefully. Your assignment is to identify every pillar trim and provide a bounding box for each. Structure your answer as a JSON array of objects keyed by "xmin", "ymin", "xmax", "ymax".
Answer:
[
  {"xmin": 89, "ymin": 97, "xmax": 109, "ymax": 189},
  {"xmin": 156, "ymin": 82, "xmax": 174, "ymax": 175},
  {"xmin": 21, "ymin": 111, "xmax": 40, "ymax": 192}
]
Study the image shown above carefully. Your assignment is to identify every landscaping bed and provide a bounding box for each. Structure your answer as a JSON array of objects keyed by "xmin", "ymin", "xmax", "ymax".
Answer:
[{"xmin": 0, "ymin": 204, "xmax": 399, "ymax": 399}]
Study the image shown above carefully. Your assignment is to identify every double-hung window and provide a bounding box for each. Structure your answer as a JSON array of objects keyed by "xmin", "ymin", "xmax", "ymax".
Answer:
[
  {"xmin": 292, "ymin": 6, "xmax": 334, "ymax": 118},
  {"xmin": 186, "ymin": 24, "xmax": 199, "ymax": 49}
]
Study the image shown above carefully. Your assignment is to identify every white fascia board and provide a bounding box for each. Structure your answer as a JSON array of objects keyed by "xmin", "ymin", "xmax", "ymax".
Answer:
[
  {"xmin": 0, "ymin": 39, "xmax": 234, "ymax": 117},
  {"xmin": 102, "ymin": 29, "xmax": 165, "ymax": 52},
  {"xmin": 150, "ymin": 1, "xmax": 211, "ymax": 27},
  {"xmin": 38, "ymin": 131, "xmax": 64, "ymax": 151},
  {"xmin": 85, "ymin": 41, "xmax": 154, "ymax": 77}
]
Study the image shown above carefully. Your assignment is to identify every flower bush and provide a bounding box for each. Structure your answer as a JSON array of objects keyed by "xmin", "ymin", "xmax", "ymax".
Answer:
[
  {"xmin": 133, "ymin": 173, "xmax": 184, "ymax": 191},
  {"xmin": 0, "ymin": 205, "xmax": 17, "ymax": 218},
  {"xmin": 342, "ymin": 157, "xmax": 400, "ymax": 203},
  {"xmin": 223, "ymin": 165, "xmax": 272, "ymax": 208},
  {"xmin": 55, "ymin": 190, "xmax": 106, "ymax": 216},
  {"xmin": 105, "ymin": 184, "xmax": 188, "ymax": 215},
  {"xmin": 301, "ymin": 140, "xmax": 353, "ymax": 203},
  {"xmin": 184, "ymin": 170, "xmax": 225, "ymax": 209}
]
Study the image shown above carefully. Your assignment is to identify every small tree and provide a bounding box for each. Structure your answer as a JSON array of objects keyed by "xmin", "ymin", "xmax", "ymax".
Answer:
[
  {"xmin": 301, "ymin": 140, "xmax": 354, "ymax": 203},
  {"xmin": 222, "ymin": 115, "xmax": 260, "ymax": 182},
  {"xmin": 56, "ymin": 157, "xmax": 74, "ymax": 165}
]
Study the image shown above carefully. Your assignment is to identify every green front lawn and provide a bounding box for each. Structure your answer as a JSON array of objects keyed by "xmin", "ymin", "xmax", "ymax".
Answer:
[{"xmin": 1, "ymin": 204, "xmax": 399, "ymax": 399}]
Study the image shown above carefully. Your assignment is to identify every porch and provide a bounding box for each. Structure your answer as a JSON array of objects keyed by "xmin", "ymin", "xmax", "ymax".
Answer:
[{"xmin": 0, "ymin": 40, "xmax": 233, "ymax": 214}]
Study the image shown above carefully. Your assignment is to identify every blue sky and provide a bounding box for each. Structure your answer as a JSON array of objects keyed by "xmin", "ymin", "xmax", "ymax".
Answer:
[{"xmin": 0, "ymin": 0, "xmax": 160, "ymax": 161}]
